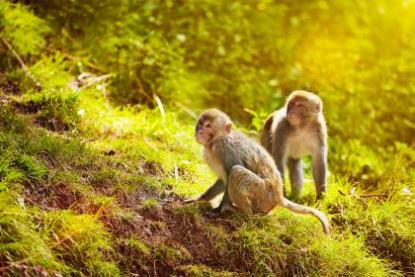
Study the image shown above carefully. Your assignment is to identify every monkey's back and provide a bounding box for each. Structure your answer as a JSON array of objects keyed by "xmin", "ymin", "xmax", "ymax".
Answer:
[
  {"xmin": 260, "ymin": 109, "xmax": 286, "ymax": 152},
  {"xmin": 214, "ymin": 132, "xmax": 281, "ymax": 183},
  {"xmin": 212, "ymin": 131, "xmax": 282, "ymax": 213}
]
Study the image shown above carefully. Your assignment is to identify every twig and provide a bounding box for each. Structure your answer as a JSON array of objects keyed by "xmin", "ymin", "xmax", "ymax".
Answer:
[
  {"xmin": 0, "ymin": 36, "xmax": 41, "ymax": 89},
  {"xmin": 154, "ymin": 94, "xmax": 166, "ymax": 121},
  {"xmin": 338, "ymin": 189, "xmax": 346, "ymax": 196},
  {"xmin": 174, "ymin": 101, "xmax": 198, "ymax": 119},
  {"xmin": 359, "ymin": 194, "xmax": 388, "ymax": 198},
  {"xmin": 338, "ymin": 189, "xmax": 388, "ymax": 198},
  {"xmin": 357, "ymin": 197, "xmax": 369, "ymax": 208},
  {"xmin": 80, "ymin": 73, "xmax": 114, "ymax": 89},
  {"xmin": 61, "ymin": 52, "xmax": 104, "ymax": 72},
  {"xmin": 135, "ymin": 77, "xmax": 153, "ymax": 102},
  {"xmin": 1, "ymin": 36, "xmax": 28, "ymax": 72}
]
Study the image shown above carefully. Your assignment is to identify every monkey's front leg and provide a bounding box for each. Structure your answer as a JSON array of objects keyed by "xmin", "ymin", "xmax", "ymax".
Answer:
[
  {"xmin": 213, "ymin": 186, "xmax": 236, "ymax": 213},
  {"xmin": 198, "ymin": 179, "xmax": 225, "ymax": 201},
  {"xmin": 312, "ymin": 149, "xmax": 327, "ymax": 199},
  {"xmin": 287, "ymin": 158, "xmax": 303, "ymax": 199},
  {"xmin": 197, "ymin": 179, "xmax": 234, "ymax": 213},
  {"xmin": 184, "ymin": 179, "xmax": 224, "ymax": 204}
]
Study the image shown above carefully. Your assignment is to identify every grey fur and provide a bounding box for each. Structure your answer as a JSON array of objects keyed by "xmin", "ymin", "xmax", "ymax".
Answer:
[
  {"xmin": 261, "ymin": 92, "xmax": 328, "ymax": 199},
  {"xmin": 196, "ymin": 109, "xmax": 330, "ymax": 234}
]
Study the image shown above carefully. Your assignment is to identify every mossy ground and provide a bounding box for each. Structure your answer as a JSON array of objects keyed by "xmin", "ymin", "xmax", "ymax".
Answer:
[{"xmin": 1, "ymin": 80, "xmax": 414, "ymax": 276}]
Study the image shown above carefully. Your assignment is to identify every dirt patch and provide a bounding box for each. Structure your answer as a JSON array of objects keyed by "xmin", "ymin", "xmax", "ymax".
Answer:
[
  {"xmin": 34, "ymin": 116, "xmax": 72, "ymax": 132},
  {"xmin": 101, "ymin": 185, "xmax": 245, "ymax": 276},
  {"xmin": 24, "ymin": 182, "xmax": 84, "ymax": 210},
  {"xmin": 13, "ymin": 100, "xmax": 43, "ymax": 114},
  {"xmin": 17, "ymin": 136, "xmax": 245, "ymax": 276},
  {"xmin": 138, "ymin": 161, "xmax": 162, "ymax": 176},
  {"xmin": 38, "ymin": 150, "xmax": 59, "ymax": 168},
  {"xmin": 0, "ymin": 74, "xmax": 21, "ymax": 95},
  {"xmin": 18, "ymin": 142, "xmax": 244, "ymax": 276}
]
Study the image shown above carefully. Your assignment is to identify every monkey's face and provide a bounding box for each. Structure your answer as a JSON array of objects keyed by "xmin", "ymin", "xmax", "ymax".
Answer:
[
  {"xmin": 286, "ymin": 98, "xmax": 304, "ymax": 125},
  {"xmin": 286, "ymin": 97, "xmax": 318, "ymax": 126},
  {"xmin": 195, "ymin": 116, "xmax": 232, "ymax": 146},
  {"xmin": 195, "ymin": 119, "xmax": 215, "ymax": 145}
]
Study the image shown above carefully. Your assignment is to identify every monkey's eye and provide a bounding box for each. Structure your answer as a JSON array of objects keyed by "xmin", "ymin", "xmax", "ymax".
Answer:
[{"xmin": 205, "ymin": 123, "xmax": 212, "ymax": 128}]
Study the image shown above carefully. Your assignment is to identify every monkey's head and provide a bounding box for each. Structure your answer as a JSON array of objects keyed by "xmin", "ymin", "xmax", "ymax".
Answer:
[
  {"xmin": 285, "ymin": 90, "xmax": 322, "ymax": 126},
  {"xmin": 195, "ymin": 109, "xmax": 233, "ymax": 145}
]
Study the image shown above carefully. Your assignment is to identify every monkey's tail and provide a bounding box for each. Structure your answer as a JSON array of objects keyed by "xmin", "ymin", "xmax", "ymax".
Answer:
[{"xmin": 280, "ymin": 198, "xmax": 330, "ymax": 234}]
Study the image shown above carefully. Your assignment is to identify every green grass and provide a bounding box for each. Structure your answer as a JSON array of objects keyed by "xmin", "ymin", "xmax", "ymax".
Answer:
[
  {"xmin": 178, "ymin": 264, "xmax": 238, "ymax": 277},
  {"xmin": 1, "ymin": 89, "xmax": 415, "ymax": 275},
  {"xmin": 232, "ymin": 216, "xmax": 397, "ymax": 276},
  {"xmin": 77, "ymin": 88, "xmax": 213, "ymax": 198},
  {"xmin": 122, "ymin": 238, "xmax": 151, "ymax": 256},
  {"xmin": 140, "ymin": 199, "xmax": 160, "ymax": 211},
  {"xmin": 41, "ymin": 210, "xmax": 120, "ymax": 276}
]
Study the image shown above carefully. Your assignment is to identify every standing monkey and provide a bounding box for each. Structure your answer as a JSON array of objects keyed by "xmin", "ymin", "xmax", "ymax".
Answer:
[
  {"xmin": 193, "ymin": 108, "xmax": 330, "ymax": 234},
  {"xmin": 260, "ymin": 90, "xmax": 327, "ymax": 199}
]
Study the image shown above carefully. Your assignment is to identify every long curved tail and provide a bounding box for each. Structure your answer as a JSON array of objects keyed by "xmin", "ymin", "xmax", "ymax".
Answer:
[{"xmin": 280, "ymin": 198, "xmax": 330, "ymax": 234}]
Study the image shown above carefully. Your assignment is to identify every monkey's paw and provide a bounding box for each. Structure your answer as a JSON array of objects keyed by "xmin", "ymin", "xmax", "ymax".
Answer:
[
  {"xmin": 212, "ymin": 204, "xmax": 237, "ymax": 214},
  {"xmin": 183, "ymin": 198, "xmax": 196, "ymax": 204}
]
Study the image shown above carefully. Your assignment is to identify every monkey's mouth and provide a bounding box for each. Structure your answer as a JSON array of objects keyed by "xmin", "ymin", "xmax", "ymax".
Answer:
[
  {"xmin": 287, "ymin": 114, "xmax": 302, "ymax": 125},
  {"xmin": 195, "ymin": 133, "xmax": 212, "ymax": 145},
  {"xmin": 195, "ymin": 133, "xmax": 204, "ymax": 144}
]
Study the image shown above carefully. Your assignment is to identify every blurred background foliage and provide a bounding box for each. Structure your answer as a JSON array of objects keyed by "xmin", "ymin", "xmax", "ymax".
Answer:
[{"xmin": 1, "ymin": 0, "xmax": 414, "ymax": 183}]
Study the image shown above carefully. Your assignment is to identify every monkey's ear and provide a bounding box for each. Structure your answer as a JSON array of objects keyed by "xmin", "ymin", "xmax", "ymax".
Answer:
[
  {"xmin": 315, "ymin": 102, "xmax": 322, "ymax": 113},
  {"xmin": 225, "ymin": 122, "xmax": 233, "ymax": 133}
]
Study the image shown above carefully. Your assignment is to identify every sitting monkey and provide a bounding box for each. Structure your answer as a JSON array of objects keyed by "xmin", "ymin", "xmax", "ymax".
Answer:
[
  {"xmin": 193, "ymin": 108, "xmax": 330, "ymax": 234},
  {"xmin": 261, "ymin": 91, "xmax": 328, "ymax": 199}
]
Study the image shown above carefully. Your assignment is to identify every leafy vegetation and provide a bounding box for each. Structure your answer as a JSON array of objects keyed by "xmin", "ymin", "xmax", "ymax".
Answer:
[{"xmin": 0, "ymin": 0, "xmax": 414, "ymax": 276}]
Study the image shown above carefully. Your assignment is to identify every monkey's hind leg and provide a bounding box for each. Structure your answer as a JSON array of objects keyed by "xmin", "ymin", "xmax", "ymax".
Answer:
[{"xmin": 228, "ymin": 165, "xmax": 268, "ymax": 215}]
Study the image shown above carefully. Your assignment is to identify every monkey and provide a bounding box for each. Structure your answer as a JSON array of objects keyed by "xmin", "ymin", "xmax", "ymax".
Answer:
[
  {"xmin": 260, "ymin": 90, "xmax": 327, "ymax": 200},
  {"xmin": 193, "ymin": 108, "xmax": 330, "ymax": 234}
]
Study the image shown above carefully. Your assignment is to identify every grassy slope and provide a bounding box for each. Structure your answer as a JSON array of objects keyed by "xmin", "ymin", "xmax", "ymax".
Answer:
[
  {"xmin": 1, "ymin": 78, "xmax": 415, "ymax": 277},
  {"xmin": 1, "ymin": 1, "xmax": 415, "ymax": 275}
]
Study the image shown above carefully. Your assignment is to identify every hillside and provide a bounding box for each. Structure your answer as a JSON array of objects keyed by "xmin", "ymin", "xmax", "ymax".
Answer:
[{"xmin": 1, "ymin": 1, "xmax": 415, "ymax": 276}]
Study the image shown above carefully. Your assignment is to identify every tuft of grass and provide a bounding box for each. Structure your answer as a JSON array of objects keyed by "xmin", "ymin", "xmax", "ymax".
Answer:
[
  {"xmin": 173, "ymin": 204, "xmax": 200, "ymax": 217},
  {"xmin": 0, "ymin": 192, "xmax": 66, "ymax": 276},
  {"xmin": 153, "ymin": 244, "xmax": 190, "ymax": 267},
  {"xmin": 123, "ymin": 238, "xmax": 151, "ymax": 256},
  {"xmin": 178, "ymin": 264, "xmax": 238, "ymax": 277},
  {"xmin": 140, "ymin": 198, "xmax": 160, "ymax": 211},
  {"xmin": 229, "ymin": 211, "xmax": 399, "ymax": 276},
  {"xmin": 312, "ymin": 235, "xmax": 401, "ymax": 277},
  {"xmin": 204, "ymin": 224, "xmax": 232, "ymax": 257},
  {"xmin": 41, "ymin": 210, "xmax": 120, "ymax": 276},
  {"xmin": 13, "ymin": 154, "xmax": 48, "ymax": 181}
]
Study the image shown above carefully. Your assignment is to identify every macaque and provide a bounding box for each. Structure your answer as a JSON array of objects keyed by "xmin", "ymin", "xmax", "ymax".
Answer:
[
  {"xmin": 193, "ymin": 108, "xmax": 330, "ymax": 234},
  {"xmin": 260, "ymin": 90, "xmax": 327, "ymax": 199}
]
